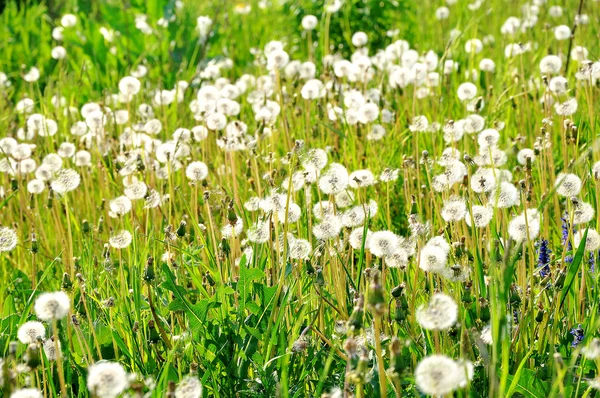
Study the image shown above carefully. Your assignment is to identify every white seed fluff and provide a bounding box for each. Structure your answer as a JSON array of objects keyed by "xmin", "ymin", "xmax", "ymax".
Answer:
[
  {"xmin": 34, "ymin": 291, "xmax": 70, "ymax": 321},
  {"xmin": 87, "ymin": 361, "xmax": 129, "ymax": 398}
]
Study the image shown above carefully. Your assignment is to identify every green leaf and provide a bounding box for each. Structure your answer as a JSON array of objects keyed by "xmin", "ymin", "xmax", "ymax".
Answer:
[
  {"xmin": 559, "ymin": 227, "xmax": 588, "ymax": 310},
  {"xmin": 0, "ymin": 190, "xmax": 17, "ymax": 210},
  {"xmin": 237, "ymin": 255, "xmax": 265, "ymax": 314},
  {"xmin": 319, "ymin": 122, "xmax": 346, "ymax": 139},
  {"xmin": 505, "ymin": 368, "xmax": 549, "ymax": 398},
  {"xmin": 161, "ymin": 263, "xmax": 220, "ymax": 334}
]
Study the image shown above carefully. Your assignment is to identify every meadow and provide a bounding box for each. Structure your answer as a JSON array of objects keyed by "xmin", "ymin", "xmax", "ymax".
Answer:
[{"xmin": 1, "ymin": 0, "xmax": 600, "ymax": 396}]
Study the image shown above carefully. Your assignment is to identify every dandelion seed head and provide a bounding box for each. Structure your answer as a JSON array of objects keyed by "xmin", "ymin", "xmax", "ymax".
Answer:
[
  {"xmin": 582, "ymin": 338, "xmax": 600, "ymax": 360},
  {"xmin": 334, "ymin": 190, "xmax": 355, "ymax": 208},
  {"xmin": 341, "ymin": 205, "xmax": 367, "ymax": 228},
  {"xmin": 479, "ymin": 58, "xmax": 496, "ymax": 72},
  {"xmin": 508, "ymin": 210, "xmax": 541, "ymax": 242},
  {"xmin": 517, "ymin": 148, "xmax": 535, "ymax": 165},
  {"xmin": 185, "ymin": 161, "xmax": 209, "ymax": 181},
  {"xmin": 416, "ymin": 293, "xmax": 458, "ymax": 330},
  {"xmin": 50, "ymin": 168, "xmax": 81, "ymax": 194},
  {"xmin": 277, "ymin": 202, "xmax": 302, "ymax": 224},
  {"xmin": 348, "ymin": 169, "xmax": 375, "ymax": 188},
  {"xmin": 384, "ymin": 247, "xmax": 409, "ymax": 269},
  {"xmin": 109, "ymin": 230, "xmax": 133, "ymax": 249},
  {"xmin": 0, "ymin": 226, "xmax": 18, "ymax": 252},
  {"xmin": 301, "ymin": 149, "xmax": 328, "ymax": 173},
  {"xmin": 464, "ymin": 114, "xmax": 485, "ymax": 134},
  {"xmin": 351, "ymin": 31, "xmax": 368, "ymax": 47},
  {"xmin": 419, "ymin": 244, "xmax": 448, "ymax": 273},
  {"xmin": 248, "ymin": 220, "xmax": 270, "ymax": 243},
  {"xmin": 349, "ymin": 227, "xmax": 371, "ymax": 250},
  {"xmin": 555, "ymin": 173, "xmax": 582, "ymax": 197},
  {"xmin": 12, "ymin": 143, "xmax": 33, "ymax": 160},
  {"xmin": 573, "ymin": 202, "xmax": 594, "ymax": 225},
  {"xmin": 17, "ymin": 321, "xmax": 45, "ymax": 344},
  {"xmin": 540, "ymin": 55, "xmax": 562, "ymax": 74},
  {"xmin": 490, "ymin": 181, "xmax": 520, "ymax": 208},
  {"xmin": 442, "ymin": 264, "xmax": 471, "ymax": 282},
  {"xmin": 465, "ymin": 205, "xmax": 494, "ymax": 228},
  {"xmin": 122, "ymin": 178, "xmax": 147, "ymax": 201},
  {"xmin": 369, "ymin": 231, "xmax": 399, "ymax": 258},
  {"xmin": 313, "ymin": 215, "xmax": 342, "ymax": 241},
  {"xmin": 555, "ymin": 98, "xmax": 578, "ymax": 116},
  {"xmin": 301, "ymin": 15, "xmax": 318, "ymax": 30},
  {"xmin": 457, "ymin": 82, "xmax": 477, "ymax": 101},
  {"xmin": 318, "ymin": 163, "xmax": 349, "ymax": 194},
  {"xmin": 87, "ymin": 361, "xmax": 129, "ymax": 398},
  {"xmin": 477, "ymin": 128, "xmax": 500, "ymax": 149},
  {"xmin": 574, "ymin": 229, "xmax": 600, "ymax": 252},
  {"xmin": 470, "ymin": 168, "xmax": 497, "ymax": 193},
  {"xmin": 554, "ymin": 25, "xmax": 571, "ymax": 41},
  {"xmin": 118, "ymin": 76, "xmax": 141, "ymax": 97},
  {"xmin": 10, "ymin": 388, "xmax": 43, "ymax": 398},
  {"xmin": 409, "ymin": 115, "xmax": 429, "ymax": 132},
  {"xmin": 175, "ymin": 376, "xmax": 203, "ymax": 398},
  {"xmin": 109, "ymin": 196, "xmax": 132, "ymax": 217},
  {"xmin": 289, "ymin": 239, "xmax": 312, "ymax": 260},
  {"xmin": 435, "ymin": 6, "xmax": 450, "ymax": 20},
  {"xmin": 43, "ymin": 338, "xmax": 61, "ymax": 361},
  {"xmin": 34, "ymin": 291, "xmax": 70, "ymax": 321},
  {"xmin": 144, "ymin": 190, "xmax": 162, "ymax": 209},
  {"xmin": 441, "ymin": 196, "xmax": 467, "ymax": 222},
  {"xmin": 27, "ymin": 179, "xmax": 45, "ymax": 194}
]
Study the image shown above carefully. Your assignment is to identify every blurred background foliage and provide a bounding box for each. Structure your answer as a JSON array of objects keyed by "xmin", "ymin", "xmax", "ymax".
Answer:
[{"xmin": 0, "ymin": 0, "xmax": 419, "ymax": 102}]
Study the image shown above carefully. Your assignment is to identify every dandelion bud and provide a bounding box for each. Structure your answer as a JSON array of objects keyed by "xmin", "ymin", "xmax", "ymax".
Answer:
[
  {"xmin": 347, "ymin": 295, "xmax": 365, "ymax": 334},
  {"xmin": 9, "ymin": 341, "xmax": 17, "ymax": 356},
  {"xmin": 509, "ymin": 285, "xmax": 521, "ymax": 305},
  {"xmin": 25, "ymin": 343, "xmax": 41, "ymax": 369},
  {"xmin": 388, "ymin": 337, "xmax": 405, "ymax": 378},
  {"xmin": 143, "ymin": 257, "xmax": 155, "ymax": 283},
  {"xmin": 227, "ymin": 206, "xmax": 238, "ymax": 226},
  {"xmin": 315, "ymin": 268, "xmax": 325, "ymax": 285},
  {"xmin": 394, "ymin": 299, "xmax": 406, "ymax": 322},
  {"xmin": 31, "ymin": 233, "xmax": 38, "ymax": 254},
  {"xmin": 82, "ymin": 219, "xmax": 90, "ymax": 234},
  {"xmin": 479, "ymin": 298, "xmax": 490, "ymax": 322},
  {"xmin": 536, "ymin": 309, "xmax": 545, "ymax": 323},
  {"xmin": 305, "ymin": 260, "xmax": 315, "ymax": 275},
  {"xmin": 176, "ymin": 221, "xmax": 186, "ymax": 237},
  {"xmin": 368, "ymin": 273, "xmax": 386, "ymax": 315},
  {"xmin": 61, "ymin": 273, "xmax": 73, "ymax": 290},
  {"xmin": 293, "ymin": 140, "xmax": 304, "ymax": 152},
  {"xmin": 148, "ymin": 320, "xmax": 160, "ymax": 344},
  {"xmin": 219, "ymin": 238, "xmax": 230, "ymax": 256},
  {"xmin": 166, "ymin": 381, "xmax": 176, "ymax": 398},
  {"xmin": 103, "ymin": 297, "xmax": 115, "ymax": 308},
  {"xmin": 391, "ymin": 283, "xmax": 405, "ymax": 298},
  {"xmin": 410, "ymin": 195, "xmax": 418, "ymax": 215},
  {"xmin": 461, "ymin": 283, "xmax": 473, "ymax": 304},
  {"xmin": 292, "ymin": 338, "xmax": 309, "ymax": 353},
  {"xmin": 343, "ymin": 337, "xmax": 358, "ymax": 357}
]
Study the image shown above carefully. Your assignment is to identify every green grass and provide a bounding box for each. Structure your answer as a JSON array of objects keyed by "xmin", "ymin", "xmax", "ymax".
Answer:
[{"xmin": 1, "ymin": 0, "xmax": 600, "ymax": 396}]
